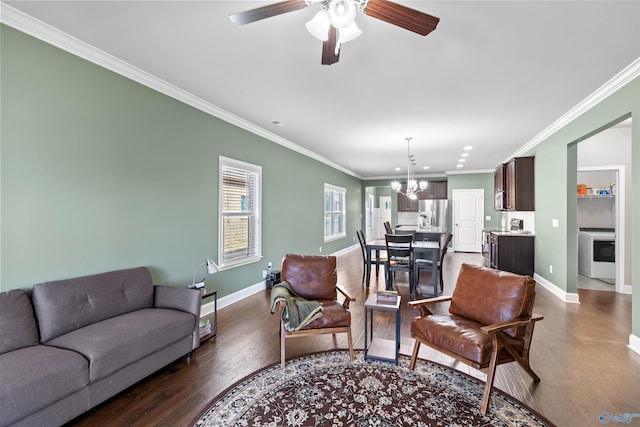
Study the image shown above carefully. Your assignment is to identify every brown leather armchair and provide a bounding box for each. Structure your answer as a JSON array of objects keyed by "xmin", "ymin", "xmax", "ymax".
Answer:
[
  {"xmin": 408, "ymin": 263, "xmax": 543, "ymax": 415},
  {"xmin": 277, "ymin": 254, "xmax": 355, "ymax": 368}
]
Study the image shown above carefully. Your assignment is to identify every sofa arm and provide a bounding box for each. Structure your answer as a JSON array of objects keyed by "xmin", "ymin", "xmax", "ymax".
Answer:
[{"xmin": 154, "ymin": 286, "xmax": 202, "ymax": 349}]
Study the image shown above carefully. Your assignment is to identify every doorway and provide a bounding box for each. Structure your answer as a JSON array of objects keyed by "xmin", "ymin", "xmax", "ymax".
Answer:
[
  {"xmin": 364, "ymin": 186, "xmax": 392, "ymax": 242},
  {"xmin": 576, "ymin": 118, "xmax": 631, "ymax": 294}
]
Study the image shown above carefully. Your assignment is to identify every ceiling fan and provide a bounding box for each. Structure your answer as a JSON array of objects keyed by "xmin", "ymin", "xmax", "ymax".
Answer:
[{"xmin": 229, "ymin": 0, "xmax": 440, "ymax": 65}]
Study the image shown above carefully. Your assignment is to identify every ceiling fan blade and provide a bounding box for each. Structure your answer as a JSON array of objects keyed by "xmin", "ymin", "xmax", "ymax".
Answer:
[
  {"xmin": 229, "ymin": 0, "xmax": 308, "ymax": 25},
  {"xmin": 322, "ymin": 26, "xmax": 340, "ymax": 65},
  {"xmin": 363, "ymin": 0, "xmax": 440, "ymax": 36}
]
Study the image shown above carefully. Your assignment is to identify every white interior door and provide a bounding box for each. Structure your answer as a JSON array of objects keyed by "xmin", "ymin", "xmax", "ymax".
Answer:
[{"xmin": 453, "ymin": 189, "xmax": 484, "ymax": 253}]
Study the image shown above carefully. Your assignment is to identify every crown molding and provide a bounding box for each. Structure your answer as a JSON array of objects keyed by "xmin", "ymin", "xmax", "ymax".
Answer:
[
  {"xmin": 509, "ymin": 56, "xmax": 640, "ymax": 161},
  {"xmin": 0, "ymin": 3, "xmax": 361, "ymax": 179},
  {"xmin": 445, "ymin": 168, "xmax": 495, "ymax": 175}
]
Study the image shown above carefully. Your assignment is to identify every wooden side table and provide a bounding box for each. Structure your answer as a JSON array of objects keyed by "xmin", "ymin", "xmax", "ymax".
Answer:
[
  {"xmin": 200, "ymin": 289, "xmax": 217, "ymax": 342},
  {"xmin": 364, "ymin": 293, "xmax": 401, "ymax": 364}
]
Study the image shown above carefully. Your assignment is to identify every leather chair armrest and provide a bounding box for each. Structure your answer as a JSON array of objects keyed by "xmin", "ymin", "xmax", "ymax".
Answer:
[
  {"xmin": 479, "ymin": 315, "xmax": 544, "ymax": 335},
  {"xmin": 336, "ymin": 285, "xmax": 355, "ymax": 309},
  {"xmin": 408, "ymin": 296, "xmax": 452, "ymax": 317}
]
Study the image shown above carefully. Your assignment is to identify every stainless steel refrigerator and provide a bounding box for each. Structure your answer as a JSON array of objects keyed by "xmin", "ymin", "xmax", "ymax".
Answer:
[{"xmin": 418, "ymin": 200, "xmax": 448, "ymax": 229}]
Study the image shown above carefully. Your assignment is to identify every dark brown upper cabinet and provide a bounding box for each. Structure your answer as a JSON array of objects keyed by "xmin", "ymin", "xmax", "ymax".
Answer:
[
  {"xmin": 503, "ymin": 156, "xmax": 535, "ymax": 211},
  {"xmin": 419, "ymin": 181, "xmax": 448, "ymax": 200}
]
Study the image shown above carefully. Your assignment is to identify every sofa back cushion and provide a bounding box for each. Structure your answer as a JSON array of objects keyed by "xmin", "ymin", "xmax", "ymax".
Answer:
[
  {"xmin": 0, "ymin": 290, "xmax": 40, "ymax": 354},
  {"xmin": 281, "ymin": 254, "xmax": 337, "ymax": 300},
  {"xmin": 33, "ymin": 267, "xmax": 154, "ymax": 342},
  {"xmin": 449, "ymin": 263, "xmax": 536, "ymax": 338}
]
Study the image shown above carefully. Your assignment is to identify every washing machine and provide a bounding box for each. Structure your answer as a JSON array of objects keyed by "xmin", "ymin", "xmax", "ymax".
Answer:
[{"xmin": 577, "ymin": 228, "xmax": 615, "ymax": 279}]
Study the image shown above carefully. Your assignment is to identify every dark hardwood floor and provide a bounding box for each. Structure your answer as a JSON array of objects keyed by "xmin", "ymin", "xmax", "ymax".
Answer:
[{"xmin": 66, "ymin": 249, "xmax": 640, "ymax": 427}]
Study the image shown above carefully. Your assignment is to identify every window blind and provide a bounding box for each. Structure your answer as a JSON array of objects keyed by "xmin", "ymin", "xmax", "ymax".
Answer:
[{"xmin": 220, "ymin": 157, "xmax": 262, "ymax": 268}]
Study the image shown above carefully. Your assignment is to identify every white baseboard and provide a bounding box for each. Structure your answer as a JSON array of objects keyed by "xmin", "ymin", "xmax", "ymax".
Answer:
[
  {"xmin": 533, "ymin": 273, "xmax": 580, "ymax": 304},
  {"xmin": 201, "ymin": 280, "xmax": 266, "ymax": 317},
  {"xmin": 629, "ymin": 334, "xmax": 640, "ymax": 355}
]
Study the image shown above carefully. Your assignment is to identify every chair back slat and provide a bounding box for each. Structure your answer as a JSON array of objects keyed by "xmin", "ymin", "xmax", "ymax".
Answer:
[{"xmin": 385, "ymin": 233, "xmax": 413, "ymax": 263}]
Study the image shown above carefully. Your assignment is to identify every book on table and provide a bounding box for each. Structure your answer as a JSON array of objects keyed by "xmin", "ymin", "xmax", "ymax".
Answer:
[
  {"xmin": 199, "ymin": 318, "xmax": 211, "ymax": 338},
  {"xmin": 376, "ymin": 290, "xmax": 398, "ymax": 305}
]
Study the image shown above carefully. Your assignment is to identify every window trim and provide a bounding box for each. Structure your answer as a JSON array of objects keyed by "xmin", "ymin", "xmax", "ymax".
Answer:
[
  {"xmin": 219, "ymin": 156, "xmax": 262, "ymax": 270},
  {"xmin": 324, "ymin": 183, "xmax": 347, "ymax": 243}
]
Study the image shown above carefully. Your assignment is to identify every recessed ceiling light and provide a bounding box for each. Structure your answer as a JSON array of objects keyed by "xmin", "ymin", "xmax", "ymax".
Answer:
[
  {"xmin": 458, "ymin": 158, "xmax": 466, "ymax": 162},
  {"xmin": 271, "ymin": 120, "xmax": 284, "ymax": 126},
  {"xmin": 423, "ymin": 166, "xmax": 430, "ymax": 170},
  {"xmin": 457, "ymin": 164, "xmax": 464, "ymax": 168},
  {"xmin": 461, "ymin": 153, "xmax": 469, "ymax": 157},
  {"xmin": 463, "ymin": 146, "xmax": 472, "ymax": 151},
  {"xmin": 395, "ymin": 167, "xmax": 401, "ymax": 171}
]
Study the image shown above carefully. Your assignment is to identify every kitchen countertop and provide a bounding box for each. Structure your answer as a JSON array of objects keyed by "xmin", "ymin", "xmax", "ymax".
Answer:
[
  {"xmin": 396, "ymin": 226, "xmax": 448, "ymax": 233},
  {"xmin": 484, "ymin": 228, "xmax": 535, "ymax": 237}
]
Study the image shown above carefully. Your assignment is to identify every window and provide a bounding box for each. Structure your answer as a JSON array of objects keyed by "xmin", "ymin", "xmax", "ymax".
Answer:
[
  {"xmin": 324, "ymin": 184, "xmax": 346, "ymax": 242},
  {"xmin": 219, "ymin": 157, "xmax": 262, "ymax": 269}
]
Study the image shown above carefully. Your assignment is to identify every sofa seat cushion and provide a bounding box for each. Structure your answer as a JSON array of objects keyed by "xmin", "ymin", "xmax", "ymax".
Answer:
[
  {"xmin": 0, "ymin": 345, "xmax": 89, "ymax": 426},
  {"xmin": 46, "ymin": 308, "xmax": 196, "ymax": 382}
]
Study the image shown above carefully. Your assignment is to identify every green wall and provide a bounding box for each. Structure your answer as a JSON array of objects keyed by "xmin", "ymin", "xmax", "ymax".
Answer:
[
  {"xmin": 0, "ymin": 25, "xmax": 362, "ymax": 295},
  {"xmin": 527, "ymin": 76, "xmax": 639, "ymax": 338}
]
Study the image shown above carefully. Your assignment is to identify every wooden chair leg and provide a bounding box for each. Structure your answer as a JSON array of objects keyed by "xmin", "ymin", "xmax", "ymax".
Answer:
[
  {"xmin": 347, "ymin": 329, "xmax": 354, "ymax": 361},
  {"xmin": 409, "ymin": 340, "xmax": 421, "ymax": 370},
  {"xmin": 480, "ymin": 336, "xmax": 500, "ymax": 415},
  {"xmin": 517, "ymin": 355, "xmax": 541, "ymax": 382}
]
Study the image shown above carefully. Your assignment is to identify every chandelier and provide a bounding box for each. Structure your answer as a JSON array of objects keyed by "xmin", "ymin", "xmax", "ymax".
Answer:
[{"xmin": 391, "ymin": 137, "xmax": 428, "ymax": 200}]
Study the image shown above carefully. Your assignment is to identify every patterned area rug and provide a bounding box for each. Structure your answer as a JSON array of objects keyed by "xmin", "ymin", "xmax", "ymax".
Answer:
[{"xmin": 193, "ymin": 350, "xmax": 554, "ymax": 426}]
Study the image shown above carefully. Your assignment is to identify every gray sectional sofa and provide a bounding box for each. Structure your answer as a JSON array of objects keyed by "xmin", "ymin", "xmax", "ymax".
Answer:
[{"xmin": 0, "ymin": 267, "xmax": 201, "ymax": 427}]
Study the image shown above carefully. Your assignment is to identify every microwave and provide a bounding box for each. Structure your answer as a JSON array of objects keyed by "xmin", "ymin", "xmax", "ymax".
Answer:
[{"xmin": 495, "ymin": 191, "xmax": 505, "ymax": 211}]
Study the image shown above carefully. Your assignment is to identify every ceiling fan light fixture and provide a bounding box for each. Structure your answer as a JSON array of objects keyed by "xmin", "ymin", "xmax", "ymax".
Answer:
[
  {"xmin": 328, "ymin": 0, "xmax": 356, "ymax": 29},
  {"xmin": 306, "ymin": 9, "xmax": 331, "ymax": 41},
  {"xmin": 338, "ymin": 20, "xmax": 362, "ymax": 43}
]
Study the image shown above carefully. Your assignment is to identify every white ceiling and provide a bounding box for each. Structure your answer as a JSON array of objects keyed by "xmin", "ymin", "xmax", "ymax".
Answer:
[{"xmin": 3, "ymin": 0, "xmax": 639, "ymax": 179}]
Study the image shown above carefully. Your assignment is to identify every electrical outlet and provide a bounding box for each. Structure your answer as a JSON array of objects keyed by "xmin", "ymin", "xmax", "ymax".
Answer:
[
  {"xmin": 262, "ymin": 269, "xmax": 268, "ymax": 279},
  {"xmin": 549, "ymin": 265, "xmax": 553, "ymax": 274},
  {"xmin": 485, "ymin": 216, "xmax": 491, "ymax": 221},
  {"xmin": 319, "ymin": 247, "xmax": 322, "ymax": 253},
  {"xmin": 552, "ymin": 219, "xmax": 559, "ymax": 228}
]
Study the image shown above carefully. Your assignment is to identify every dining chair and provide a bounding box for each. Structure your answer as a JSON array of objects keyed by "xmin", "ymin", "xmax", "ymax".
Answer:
[
  {"xmin": 384, "ymin": 233, "xmax": 414, "ymax": 293},
  {"xmin": 414, "ymin": 232, "xmax": 452, "ymax": 295},
  {"xmin": 383, "ymin": 221, "xmax": 393, "ymax": 235},
  {"xmin": 356, "ymin": 230, "xmax": 387, "ymax": 288}
]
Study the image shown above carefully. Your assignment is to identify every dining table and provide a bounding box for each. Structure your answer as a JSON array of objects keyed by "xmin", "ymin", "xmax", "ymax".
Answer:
[{"xmin": 365, "ymin": 239, "xmax": 440, "ymax": 296}]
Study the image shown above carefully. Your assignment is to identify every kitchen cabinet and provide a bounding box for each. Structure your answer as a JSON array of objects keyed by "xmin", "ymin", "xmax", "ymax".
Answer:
[
  {"xmin": 397, "ymin": 181, "xmax": 447, "ymax": 211},
  {"xmin": 490, "ymin": 233, "xmax": 534, "ymax": 276},
  {"xmin": 419, "ymin": 181, "xmax": 448, "ymax": 200},
  {"xmin": 397, "ymin": 192, "xmax": 418, "ymax": 212},
  {"xmin": 499, "ymin": 156, "xmax": 535, "ymax": 211},
  {"xmin": 494, "ymin": 165, "xmax": 505, "ymax": 210},
  {"xmin": 494, "ymin": 165, "xmax": 505, "ymax": 192}
]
